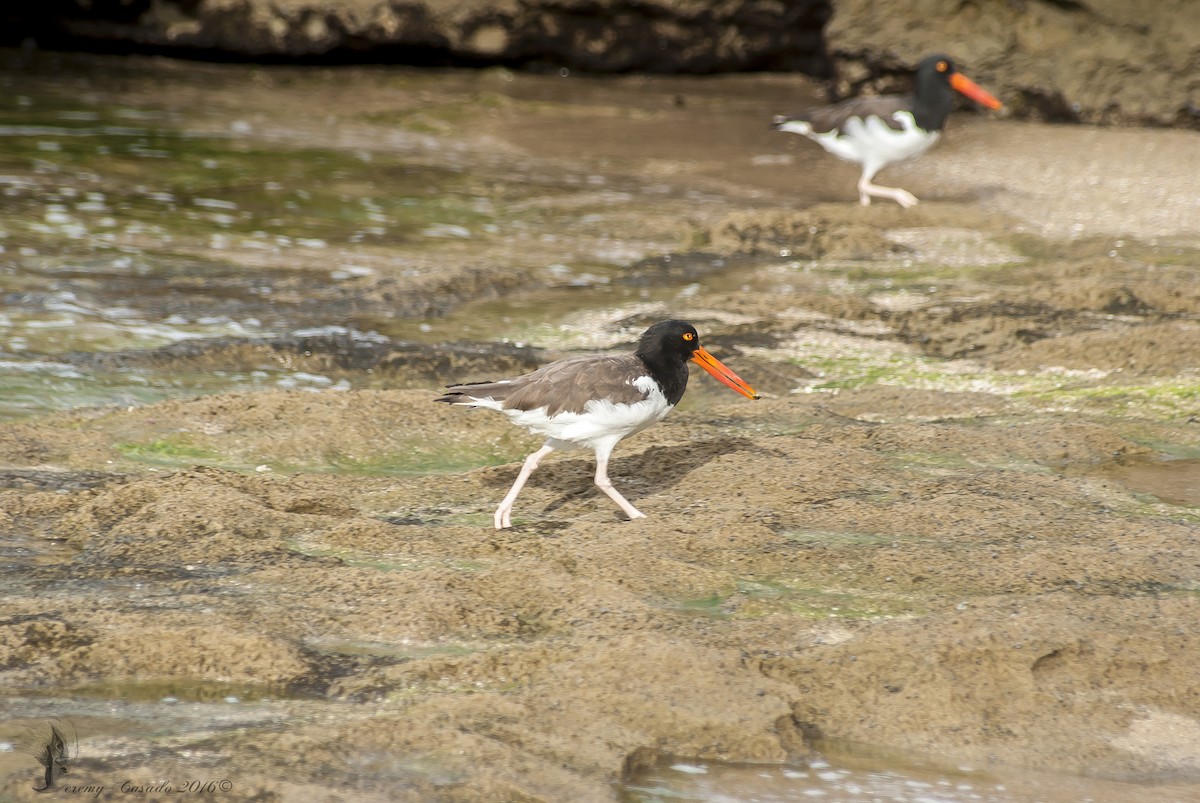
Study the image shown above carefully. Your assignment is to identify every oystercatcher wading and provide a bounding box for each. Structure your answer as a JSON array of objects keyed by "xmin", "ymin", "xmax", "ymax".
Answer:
[
  {"xmin": 773, "ymin": 54, "xmax": 1003, "ymax": 208},
  {"xmin": 435, "ymin": 320, "xmax": 759, "ymax": 529}
]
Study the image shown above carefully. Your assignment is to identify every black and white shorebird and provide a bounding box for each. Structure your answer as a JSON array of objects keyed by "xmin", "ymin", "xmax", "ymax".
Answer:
[
  {"xmin": 773, "ymin": 54, "xmax": 1003, "ymax": 208},
  {"xmin": 436, "ymin": 320, "xmax": 759, "ymax": 529}
]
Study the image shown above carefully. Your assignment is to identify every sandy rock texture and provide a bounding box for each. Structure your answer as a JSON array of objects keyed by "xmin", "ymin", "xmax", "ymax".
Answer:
[{"xmin": 4, "ymin": 202, "xmax": 1200, "ymax": 798}]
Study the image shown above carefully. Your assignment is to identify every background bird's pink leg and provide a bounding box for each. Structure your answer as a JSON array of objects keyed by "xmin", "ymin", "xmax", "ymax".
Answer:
[{"xmin": 858, "ymin": 169, "xmax": 918, "ymax": 208}]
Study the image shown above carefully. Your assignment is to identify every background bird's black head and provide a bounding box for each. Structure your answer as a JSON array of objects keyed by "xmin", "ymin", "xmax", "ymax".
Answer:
[
  {"xmin": 917, "ymin": 54, "xmax": 958, "ymax": 84},
  {"xmin": 911, "ymin": 54, "xmax": 962, "ymax": 130}
]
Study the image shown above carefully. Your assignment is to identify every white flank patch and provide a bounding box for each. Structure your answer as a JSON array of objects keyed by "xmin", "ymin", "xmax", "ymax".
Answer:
[
  {"xmin": 501, "ymin": 374, "xmax": 673, "ymax": 451},
  {"xmin": 795, "ymin": 110, "xmax": 939, "ymax": 172}
]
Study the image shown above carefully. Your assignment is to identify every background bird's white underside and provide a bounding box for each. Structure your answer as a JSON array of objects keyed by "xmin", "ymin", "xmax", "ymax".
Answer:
[
  {"xmin": 779, "ymin": 111, "xmax": 939, "ymax": 172},
  {"xmin": 779, "ymin": 111, "xmax": 940, "ymax": 206}
]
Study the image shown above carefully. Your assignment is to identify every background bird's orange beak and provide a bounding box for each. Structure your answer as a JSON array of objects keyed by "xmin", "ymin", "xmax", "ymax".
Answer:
[
  {"xmin": 691, "ymin": 346, "xmax": 760, "ymax": 399},
  {"xmin": 950, "ymin": 72, "xmax": 1003, "ymax": 110}
]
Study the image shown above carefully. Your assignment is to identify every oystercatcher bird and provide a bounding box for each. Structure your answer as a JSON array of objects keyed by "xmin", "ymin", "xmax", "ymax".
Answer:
[
  {"xmin": 773, "ymin": 54, "xmax": 1003, "ymax": 208},
  {"xmin": 436, "ymin": 320, "xmax": 759, "ymax": 529}
]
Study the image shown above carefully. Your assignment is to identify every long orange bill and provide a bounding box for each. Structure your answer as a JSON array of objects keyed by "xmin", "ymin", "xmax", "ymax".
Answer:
[
  {"xmin": 691, "ymin": 346, "xmax": 760, "ymax": 399},
  {"xmin": 949, "ymin": 72, "xmax": 1003, "ymax": 110}
]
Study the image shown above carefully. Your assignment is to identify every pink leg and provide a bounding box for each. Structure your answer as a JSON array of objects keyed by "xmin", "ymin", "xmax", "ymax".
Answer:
[
  {"xmin": 593, "ymin": 449, "xmax": 646, "ymax": 521},
  {"xmin": 858, "ymin": 171, "xmax": 918, "ymax": 208},
  {"xmin": 494, "ymin": 444, "xmax": 554, "ymax": 529}
]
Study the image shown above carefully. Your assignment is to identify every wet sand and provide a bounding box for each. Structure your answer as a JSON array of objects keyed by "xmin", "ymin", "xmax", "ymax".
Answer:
[{"xmin": 1, "ymin": 56, "xmax": 1199, "ymax": 801}]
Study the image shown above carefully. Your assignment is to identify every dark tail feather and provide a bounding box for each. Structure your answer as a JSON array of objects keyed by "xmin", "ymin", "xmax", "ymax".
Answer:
[
  {"xmin": 435, "ymin": 379, "xmax": 501, "ymax": 405},
  {"xmin": 434, "ymin": 387, "xmax": 471, "ymax": 404}
]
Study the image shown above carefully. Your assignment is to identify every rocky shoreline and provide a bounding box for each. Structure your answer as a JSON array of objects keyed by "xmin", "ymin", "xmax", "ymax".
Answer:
[{"xmin": 9, "ymin": 0, "xmax": 1200, "ymax": 127}]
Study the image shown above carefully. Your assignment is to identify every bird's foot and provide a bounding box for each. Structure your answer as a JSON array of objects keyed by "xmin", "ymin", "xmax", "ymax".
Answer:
[
  {"xmin": 859, "ymin": 180, "xmax": 919, "ymax": 209},
  {"xmin": 494, "ymin": 508, "xmax": 513, "ymax": 530},
  {"xmin": 863, "ymin": 189, "xmax": 918, "ymax": 208},
  {"xmin": 627, "ymin": 509, "xmax": 647, "ymax": 520},
  {"xmin": 863, "ymin": 188, "xmax": 919, "ymax": 208}
]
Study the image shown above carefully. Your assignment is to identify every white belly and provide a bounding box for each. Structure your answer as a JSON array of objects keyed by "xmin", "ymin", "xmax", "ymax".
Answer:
[
  {"xmin": 783, "ymin": 111, "xmax": 939, "ymax": 172},
  {"xmin": 502, "ymin": 375, "xmax": 673, "ymax": 451}
]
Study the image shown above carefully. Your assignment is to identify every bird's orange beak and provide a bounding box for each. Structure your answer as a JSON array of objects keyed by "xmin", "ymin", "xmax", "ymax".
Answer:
[
  {"xmin": 949, "ymin": 72, "xmax": 1003, "ymax": 110},
  {"xmin": 691, "ymin": 346, "xmax": 760, "ymax": 399}
]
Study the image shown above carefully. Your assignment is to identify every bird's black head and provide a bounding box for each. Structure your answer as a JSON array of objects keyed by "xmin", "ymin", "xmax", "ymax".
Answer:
[
  {"xmin": 911, "ymin": 54, "xmax": 1001, "ymax": 130},
  {"xmin": 635, "ymin": 320, "xmax": 759, "ymax": 404},
  {"xmin": 917, "ymin": 54, "xmax": 958, "ymax": 83},
  {"xmin": 636, "ymin": 320, "xmax": 702, "ymax": 366},
  {"xmin": 632, "ymin": 320, "xmax": 700, "ymax": 405}
]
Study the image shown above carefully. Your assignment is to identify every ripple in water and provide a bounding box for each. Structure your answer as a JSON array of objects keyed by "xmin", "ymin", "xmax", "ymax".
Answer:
[{"xmin": 622, "ymin": 754, "xmax": 1184, "ymax": 803}]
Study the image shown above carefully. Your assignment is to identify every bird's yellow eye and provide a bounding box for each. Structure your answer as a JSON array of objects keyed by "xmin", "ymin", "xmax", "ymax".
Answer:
[
  {"xmin": 936, "ymin": 60, "xmax": 948, "ymax": 72},
  {"xmin": 682, "ymin": 332, "xmax": 694, "ymax": 341}
]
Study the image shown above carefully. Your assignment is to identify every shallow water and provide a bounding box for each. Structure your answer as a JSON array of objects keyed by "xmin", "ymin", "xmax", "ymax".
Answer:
[
  {"xmin": 624, "ymin": 750, "xmax": 1200, "ymax": 803},
  {"xmin": 0, "ymin": 63, "xmax": 489, "ymax": 415},
  {"xmin": 1107, "ymin": 458, "xmax": 1200, "ymax": 508},
  {"xmin": 0, "ymin": 50, "xmax": 813, "ymax": 420}
]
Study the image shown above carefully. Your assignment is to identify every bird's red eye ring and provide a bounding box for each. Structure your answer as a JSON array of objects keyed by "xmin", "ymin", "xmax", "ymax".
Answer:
[
  {"xmin": 936, "ymin": 61, "xmax": 948, "ymax": 72},
  {"xmin": 682, "ymin": 332, "xmax": 695, "ymax": 341}
]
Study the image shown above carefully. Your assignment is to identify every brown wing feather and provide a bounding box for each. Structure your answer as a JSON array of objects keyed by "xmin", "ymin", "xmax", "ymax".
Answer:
[
  {"xmin": 438, "ymin": 355, "xmax": 652, "ymax": 417},
  {"xmin": 778, "ymin": 95, "xmax": 912, "ymax": 134}
]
